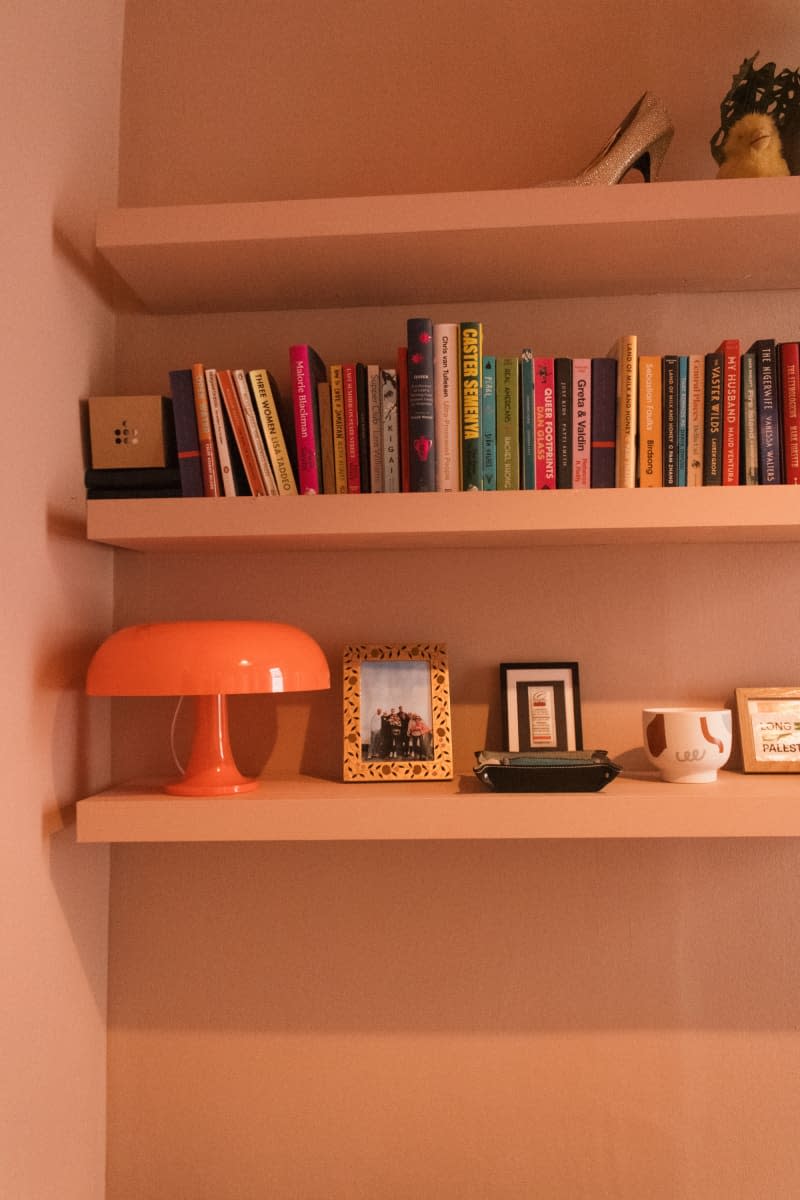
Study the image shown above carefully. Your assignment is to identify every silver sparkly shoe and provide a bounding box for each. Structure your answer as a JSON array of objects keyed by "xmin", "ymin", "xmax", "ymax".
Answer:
[{"xmin": 539, "ymin": 92, "xmax": 675, "ymax": 186}]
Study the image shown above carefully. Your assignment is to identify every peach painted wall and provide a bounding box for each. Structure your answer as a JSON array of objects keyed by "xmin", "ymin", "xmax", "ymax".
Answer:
[
  {"xmin": 105, "ymin": 3, "xmax": 800, "ymax": 1197},
  {"xmin": 0, "ymin": 0, "xmax": 124, "ymax": 1195}
]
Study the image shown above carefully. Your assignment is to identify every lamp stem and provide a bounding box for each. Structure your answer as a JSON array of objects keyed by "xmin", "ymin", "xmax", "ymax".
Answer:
[{"xmin": 165, "ymin": 693, "xmax": 258, "ymax": 796}]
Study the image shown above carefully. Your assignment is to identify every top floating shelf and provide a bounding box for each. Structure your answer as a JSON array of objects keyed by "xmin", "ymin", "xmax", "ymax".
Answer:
[{"xmin": 96, "ymin": 177, "xmax": 800, "ymax": 313}]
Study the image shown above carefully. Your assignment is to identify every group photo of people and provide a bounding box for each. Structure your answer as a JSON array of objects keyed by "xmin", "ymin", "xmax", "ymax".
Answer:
[{"xmin": 359, "ymin": 659, "xmax": 435, "ymax": 762}]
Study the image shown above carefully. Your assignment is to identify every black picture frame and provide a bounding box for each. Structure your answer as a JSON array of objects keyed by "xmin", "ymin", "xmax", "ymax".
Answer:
[{"xmin": 500, "ymin": 662, "xmax": 583, "ymax": 752}]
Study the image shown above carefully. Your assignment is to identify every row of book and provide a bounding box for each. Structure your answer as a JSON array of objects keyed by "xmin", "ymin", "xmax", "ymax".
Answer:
[{"xmin": 84, "ymin": 326, "xmax": 800, "ymax": 500}]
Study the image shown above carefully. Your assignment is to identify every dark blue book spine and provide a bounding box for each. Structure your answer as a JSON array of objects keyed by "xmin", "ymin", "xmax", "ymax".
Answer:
[
  {"xmin": 481, "ymin": 356, "xmax": 497, "ymax": 490},
  {"xmin": 752, "ymin": 339, "xmax": 783, "ymax": 484},
  {"xmin": 590, "ymin": 357, "xmax": 617, "ymax": 488},
  {"xmin": 167, "ymin": 370, "xmax": 203, "ymax": 496},
  {"xmin": 662, "ymin": 355, "xmax": 679, "ymax": 486},
  {"xmin": 677, "ymin": 355, "xmax": 688, "ymax": 486},
  {"xmin": 355, "ymin": 362, "xmax": 371, "ymax": 493},
  {"xmin": 406, "ymin": 317, "xmax": 436, "ymax": 491},
  {"xmin": 519, "ymin": 349, "xmax": 535, "ymax": 489},
  {"xmin": 703, "ymin": 352, "xmax": 723, "ymax": 485}
]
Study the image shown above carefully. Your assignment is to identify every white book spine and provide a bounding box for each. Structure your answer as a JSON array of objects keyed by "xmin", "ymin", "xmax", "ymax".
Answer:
[{"xmin": 380, "ymin": 368, "xmax": 400, "ymax": 493}]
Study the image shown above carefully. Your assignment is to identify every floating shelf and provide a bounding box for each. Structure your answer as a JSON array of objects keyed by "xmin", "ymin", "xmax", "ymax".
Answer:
[
  {"xmin": 76, "ymin": 772, "xmax": 800, "ymax": 843},
  {"xmin": 96, "ymin": 177, "xmax": 800, "ymax": 313},
  {"xmin": 86, "ymin": 488, "xmax": 800, "ymax": 553}
]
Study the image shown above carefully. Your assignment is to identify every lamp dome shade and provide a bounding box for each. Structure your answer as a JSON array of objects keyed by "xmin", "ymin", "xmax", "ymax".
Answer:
[{"xmin": 86, "ymin": 620, "xmax": 330, "ymax": 697}]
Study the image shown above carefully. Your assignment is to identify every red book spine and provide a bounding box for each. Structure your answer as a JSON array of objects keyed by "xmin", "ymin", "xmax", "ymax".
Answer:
[
  {"xmin": 341, "ymin": 363, "xmax": 362, "ymax": 493},
  {"xmin": 396, "ymin": 346, "xmax": 410, "ymax": 492},
  {"xmin": 534, "ymin": 356, "xmax": 556, "ymax": 490},
  {"xmin": 717, "ymin": 338, "xmax": 740, "ymax": 485},
  {"xmin": 780, "ymin": 341, "xmax": 800, "ymax": 484},
  {"xmin": 289, "ymin": 344, "xmax": 323, "ymax": 495}
]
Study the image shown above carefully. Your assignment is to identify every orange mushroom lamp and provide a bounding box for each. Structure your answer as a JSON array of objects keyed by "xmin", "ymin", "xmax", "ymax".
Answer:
[{"xmin": 86, "ymin": 620, "xmax": 330, "ymax": 796}]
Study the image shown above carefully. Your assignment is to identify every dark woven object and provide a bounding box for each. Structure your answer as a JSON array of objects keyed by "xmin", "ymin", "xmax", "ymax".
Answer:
[{"xmin": 711, "ymin": 52, "xmax": 800, "ymax": 174}]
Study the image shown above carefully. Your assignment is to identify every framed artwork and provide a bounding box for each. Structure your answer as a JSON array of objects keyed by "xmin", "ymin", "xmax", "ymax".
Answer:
[
  {"xmin": 500, "ymin": 662, "xmax": 582, "ymax": 752},
  {"xmin": 735, "ymin": 687, "xmax": 800, "ymax": 773},
  {"xmin": 342, "ymin": 643, "xmax": 453, "ymax": 781}
]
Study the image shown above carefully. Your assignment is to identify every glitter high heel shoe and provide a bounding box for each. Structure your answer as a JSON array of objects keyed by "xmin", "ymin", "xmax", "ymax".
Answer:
[{"xmin": 539, "ymin": 91, "xmax": 675, "ymax": 186}]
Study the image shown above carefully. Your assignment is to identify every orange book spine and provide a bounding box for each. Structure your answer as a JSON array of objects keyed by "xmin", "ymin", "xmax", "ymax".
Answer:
[{"xmin": 215, "ymin": 368, "xmax": 267, "ymax": 496}]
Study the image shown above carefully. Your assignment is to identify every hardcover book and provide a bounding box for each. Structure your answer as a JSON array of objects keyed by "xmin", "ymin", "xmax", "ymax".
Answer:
[
  {"xmin": 638, "ymin": 355, "xmax": 662, "ymax": 488},
  {"xmin": 248, "ymin": 367, "xmax": 298, "ymax": 496},
  {"xmin": 328, "ymin": 364, "xmax": 348, "ymax": 494},
  {"xmin": 315, "ymin": 380, "xmax": 337, "ymax": 495},
  {"xmin": 750, "ymin": 338, "xmax": 782, "ymax": 485},
  {"xmin": 481, "ymin": 355, "xmax": 497, "ymax": 491},
  {"xmin": 380, "ymin": 367, "xmax": 401, "ymax": 493},
  {"xmin": 496, "ymin": 356, "xmax": 520, "ymax": 491},
  {"xmin": 366, "ymin": 364, "xmax": 384, "ymax": 492},
  {"xmin": 519, "ymin": 348, "xmax": 535, "ymax": 489},
  {"xmin": 534, "ymin": 356, "xmax": 556, "ymax": 490},
  {"xmin": 434, "ymin": 323, "xmax": 460, "ymax": 491},
  {"xmin": 677, "ymin": 355, "xmax": 689, "ymax": 486},
  {"xmin": 460, "ymin": 321, "xmax": 483, "ymax": 490},
  {"xmin": 590, "ymin": 357, "xmax": 617, "ymax": 488},
  {"xmin": 406, "ymin": 317, "xmax": 436, "ymax": 491},
  {"xmin": 554, "ymin": 357, "xmax": 572, "ymax": 489},
  {"xmin": 740, "ymin": 350, "xmax": 759, "ymax": 486},
  {"xmin": 661, "ymin": 355, "xmax": 677, "ymax": 487},
  {"xmin": 571, "ymin": 358, "xmax": 591, "ymax": 489},
  {"xmin": 341, "ymin": 363, "xmax": 362, "ymax": 494},
  {"xmin": 289, "ymin": 344, "xmax": 327, "ymax": 495},
  {"xmin": 355, "ymin": 362, "xmax": 371, "ymax": 493},
  {"xmin": 167, "ymin": 369, "xmax": 205, "ymax": 497},
  {"xmin": 84, "ymin": 465, "xmax": 181, "ymax": 492},
  {"xmin": 396, "ymin": 347, "xmax": 410, "ymax": 492},
  {"xmin": 191, "ymin": 362, "xmax": 221, "ymax": 496},
  {"xmin": 686, "ymin": 354, "xmax": 704, "ymax": 486},
  {"xmin": 612, "ymin": 334, "xmax": 637, "ymax": 488},
  {"xmin": 702, "ymin": 351, "xmax": 723, "ymax": 486},
  {"xmin": 779, "ymin": 341, "xmax": 800, "ymax": 485},
  {"xmin": 717, "ymin": 338, "xmax": 741, "ymax": 486}
]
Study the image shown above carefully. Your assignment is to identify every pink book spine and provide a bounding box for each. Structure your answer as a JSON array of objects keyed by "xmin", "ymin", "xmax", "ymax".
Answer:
[
  {"xmin": 534, "ymin": 356, "xmax": 556, "ymax": 490},
  {"xmin": 341, "ymin": 363, "xmax": 361, "ymax": 493},
  {"xmin": 781, "ymin": 341, "xmax": 800, "ymax": 484},
  {"xmin": 571, "ymin": 357, "xmax": 591, "ymax": 488},
  {"xmin": 718, "ymin": 338, "xmax": 740, "ymax": 486},
  {"xmin": 289, "ymin": 344, "xmax": 321, "ymax": 495}
]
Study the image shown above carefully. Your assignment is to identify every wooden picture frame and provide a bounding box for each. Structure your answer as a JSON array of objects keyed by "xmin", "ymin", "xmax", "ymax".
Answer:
[
  {"xmin": 500, "ymin": 662, "xmax": 583, "ymax": 752},
  {"xmin": 343, "ymin": 643, "xmax": 453, "ymax": 782},
  {"xmin": 735, "ymin": 686, "xmax": 800, "ymax": 773}
]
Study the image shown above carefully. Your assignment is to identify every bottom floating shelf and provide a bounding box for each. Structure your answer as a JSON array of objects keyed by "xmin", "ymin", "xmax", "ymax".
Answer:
[{"xmin": 75, "ymin": 772, "xmax": 800, "ymax": 843}]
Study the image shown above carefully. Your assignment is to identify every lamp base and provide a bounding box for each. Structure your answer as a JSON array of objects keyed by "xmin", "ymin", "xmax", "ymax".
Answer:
[
  {"xmin": 165, "ymin": 693, "xmax": 260, "ymax": 797},
  {"xmin": 164, "ymin": 769, "xmax": 259, "ymax": 797}
]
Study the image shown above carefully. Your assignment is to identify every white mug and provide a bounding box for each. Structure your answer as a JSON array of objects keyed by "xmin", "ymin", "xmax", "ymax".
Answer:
[{"xmin": 642, "ymin": 707, "xmax": 732, "ymax": 783}]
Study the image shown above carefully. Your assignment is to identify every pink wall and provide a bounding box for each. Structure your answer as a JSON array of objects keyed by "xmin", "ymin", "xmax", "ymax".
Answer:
[
  {"xmin": 0, "ymin": 1, "xmax": 125, "ymax": 1195},
  {"xmin": 105, "ymin": 3, "xmax": 800, "ymax": 1196}
]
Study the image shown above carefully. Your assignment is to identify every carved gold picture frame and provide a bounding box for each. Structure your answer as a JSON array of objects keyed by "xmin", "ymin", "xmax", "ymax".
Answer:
[{"xmin": 343, "ymin": 643, "xmax": 453, "ymax": 782}]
